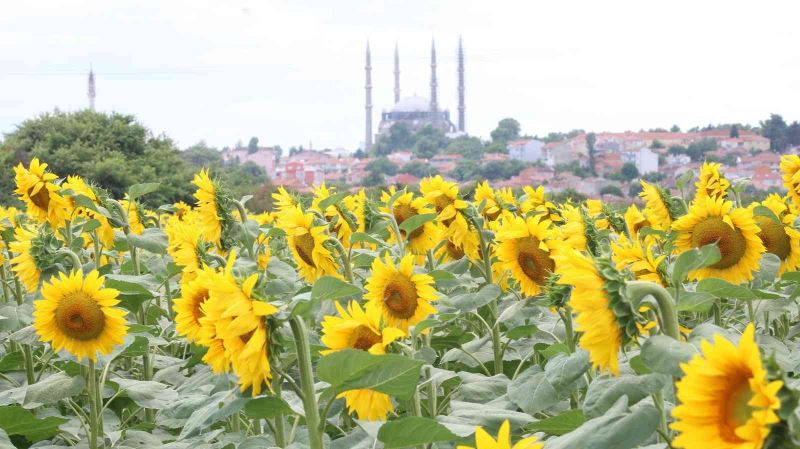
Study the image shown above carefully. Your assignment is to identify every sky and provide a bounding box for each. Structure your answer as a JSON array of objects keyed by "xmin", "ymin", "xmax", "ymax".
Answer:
[{"xmin": 2, "ymin": 0, "xmax": 800, "ymax": 151}]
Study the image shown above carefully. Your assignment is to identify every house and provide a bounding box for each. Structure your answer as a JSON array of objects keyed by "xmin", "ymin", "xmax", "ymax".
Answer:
[
  {"xmin": 222, "ymin": 146, "xmax": 276, "ymax": 177},
  {"xmin": 388, "ymin": 151, "xmax": 414, "ymax": 165},
  {"xmin": 622, "ymin": 147, "xmax": 659, "ymax": 175},
  {"xmin": 507, "ymin": 139, "xmax": 545, "ymax": 163},
  {"xmin": 542, "ymin": 135, "xmax": 589, "ymax": 167}
]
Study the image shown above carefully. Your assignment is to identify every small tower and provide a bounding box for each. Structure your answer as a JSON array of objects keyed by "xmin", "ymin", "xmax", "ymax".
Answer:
[
  {"xmin": 365, "ymin": 42, "xmax": 373, "ymax": 152},
  {"xmin": 87, "ymin": 66, "xmax": 96, "ymax": 111},
  {"xmin": 457, "ymin": 37, "xmax": 465, "ymax": 132},
  {"xmin": 393, "ymin": 43, "xmax": 401, "ymax": 104},
  {"xmin": 430, "ymin": 39, "xmax": 438, "ymax": 114}
]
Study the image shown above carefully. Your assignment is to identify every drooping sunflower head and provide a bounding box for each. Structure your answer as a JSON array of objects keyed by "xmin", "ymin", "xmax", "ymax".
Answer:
[
  {"xmin": 174, "ymin": 268, "xmax": 213, "ymax": 343},
  {"xmin": 611, "ymin": 235, "xmax": 665, "ymax": 285},
  {"xmin": 364, "ymin": 254, "xmax": 437, "ymax": 332},
  {"xmin": 192, "ymin": 169, "xmax": 235, "ymax": 249},
  {"xmin": 381, "ymin": 189, "xmax": 439, "ymax": 255},
  {"xmin": 639, "ymin": 180, "xmax": 675, "ymax": 231},
  {"xmin": 271, "ymin": 186, "xmax": 297, "ymax": 214},
  {"xmin": 554, "ymin": 248, "xmax": 635, "ymax": 376},
  {"xmin": 495, "ymin": 215, "xmax": 556, "ymax": 296},
  {"xmin": 456, "ymin": 420, "xmax": 543, "ymax": 449},
  {"xmin": 781, "ymin": 154, "xmax": 800, "ymax": 210},
  {"xmin": 554, "ymin": 204, "xmax": 587, "ymax": 253},
  {"xmin": 61, "ymin": 176, "xmax": 116, "ymax": 249},
  {"xmin": 9, "ymin": 225, "xmax": 63, "ymax": 293},
  {"xmin": 671, "ymin": 324, "xmax": 783, "ymax": 449},
  {"xmin": 165, "ymin": 215, "xmax": 205, "ymax": 273},
  {"xmin": 694, "ymin": 161, "xmax": 730, "ymax": 201},
  {"xmin": 14, "ymin": 158, "xmax": 68, "ymax": 228},
  {"xmin": 672, "ymin": 196, "xmax": 765, "ymax": 284},
  {"xmin": 623, "ymin": 204, "xmax": 651, "ymax": 240},
  {"xmin": 321, "ymin": 300, "xmax": 405, "ymax": 355},
  {"xmin": 33, "ymin": 270, "xmax": 128, "ymax": 362},
  {"xmin": 276, "ymin": 205, "xmax": 340, "ymax": 282}
]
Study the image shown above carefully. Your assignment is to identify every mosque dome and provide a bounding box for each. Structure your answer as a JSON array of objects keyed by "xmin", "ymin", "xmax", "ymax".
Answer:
[{"xmin": 391, "ymin": 95, "xmax": 430, "ymax": 113}]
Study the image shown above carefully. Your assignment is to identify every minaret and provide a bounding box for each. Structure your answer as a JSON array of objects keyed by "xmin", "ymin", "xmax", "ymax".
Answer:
[
  {"xmin": 393, "ymin": 43, "xmax": 401, "ymax": 104},
  {"xmin": 430, "ymin": 39, "xmax": 438, "ymax": 114},
  {"xmin": 457, "ymin": 37, "xmax": 465, "ymax": 132},
  {"xmin": 365, "ymin": 42, "xmax": 373, "ymax": 152},
  {"xmin": 87, "ymin": 66, "xmax": 96, "ymax": 111}
]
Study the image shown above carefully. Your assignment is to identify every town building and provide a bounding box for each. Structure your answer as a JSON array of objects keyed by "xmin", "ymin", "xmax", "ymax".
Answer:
[{"xmin": 507, "ymin": 139, "xmax": 545, "ymax": 163}]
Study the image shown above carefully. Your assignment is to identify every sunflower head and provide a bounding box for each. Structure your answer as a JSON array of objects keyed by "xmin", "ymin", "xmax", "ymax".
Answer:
[
  {"xmin": 495, "ymin": 215, "xmax": 555, "ymax": 296},
  {"xmin": 456, "ymin": 420, "xmax": 542, "ymax": 449},
  {"xmin": 780, "ymin": 154, "xmax": 800, "ymax": 210},
  {"xmin": 364, "ymin": 254, "xmax": 437, "ymax": 331},
  {"xmin": 33, "ymin": 270, "xmax": 128, "ymax": 362},
  {"xmin": 380, "ymin": 189, "xmax": 439, "ymax": 255},
  {"xmin": 672, "ymin": 324, "xmax": 783, "ymax": 449},
  {"xmin": 695, "ymin": 161, "xmax": 730, "ymax": 201},
  {"xmin": 14, "ymin": 158, "xmax": 68, "ymax": 227},
  {"xmin": 192, "ymin": 169, "xmax": 236, "ymax": 249},
  {"xmin": 276, "ymin": 205, "xmax": 340, "ymax": 282},
  {"xmin": 639, "ymin": 180, "xmax": 677, "ymax": 231},
  {"xmin": 10, "ymin": 224, "xmax": 64, "ymax": 293}
]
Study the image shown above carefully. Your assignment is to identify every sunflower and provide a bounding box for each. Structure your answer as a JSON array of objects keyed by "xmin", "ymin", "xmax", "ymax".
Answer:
[
  {"xmin": 365, "ymin": 254, "xmax": 437, "ymax": 332},
  {"xmin": 61, "ymin": 176, "xmax": 116, "ymax": 249},
  {"xmin": 199, "ymin": 254, "xmax": 278, "ymax": 395},
  {"xmin": 639, "ymin": 181, "xmax": 674, "ymax": 231},
  {"xmin": 495, "ymin": 215, "xmax": 555, "ymax": 296},
  {"xmin": 611, "ymin": 235, "xmax": 665, "ymax": 285},
  {"xmin": 457, "ymin": 420, "xmax": 542, "ymax": 449},
  {"xmin": 118, "ymin": 199, "xmax": 145, "ymax": 235},
  {"xmin": 10, "ymin": 226, "xmax": 48, "ymax": 293},
  {"xmin": 554, "ymin": 248, "xmax": 625, "ymax": 375},
  {"xmin": 174, "ymin": 268, "xmax": 213, "ymax": 343},
  {"xmin": 173, "ymin": 201, "xmax": 193, "ymax": 220},
  {"xmin": 474, "ymin": 181, "xmax": 516, "ymax": 222},
  {"xmin": 623, "ymin": 204, "xmax": 650, "ymax": 239},
  {"xmin": 320, "ymin": 301, "xmax": 405, "ymax": 421},
  {"xmin": 271, "ymin": 186, "xmax": 297, "ymax": 214},
  {"xmin": 312, "ymin": 184, "xmax": 359, "ymax": 248},
  {"xmin": 380, "ymin": 188, "xmax": 439, "ymax": 256},
  {"xmin": 342, "ymin": 190, "xmax": 368, "ymax": 247},
  {"xmin": 420, "ymin": 176, "xmax": 472, "ymax": 248},
  {"xmin": 751, "ymin": 195, "xmax": 800, "ymax": 275},
  {"xmin": 555, "ymin": 204, "xmax": 587, "ymax": 253},
  {"xmin": 192, "ymin": 169, "xmax": 225, "ymax": 246},
  {"xmin": 781, "ymin": 154, "xmax": 800, "ymax": 210},
  {"xmin": 276, "ymin": 205, "xmax": 340, "ymax": 282},
  {"xmin": 520, "ymin": 185, "xmax": 560, "ymax": 222},
  {"xmin": 435, "ymin": 233, "xmax": 480, "ymax": 263},
  {"xmin": 14, "ymin": 158, "xmax": 68, "ymax": 228},
  {"xmin": 33, "ymin": 270, "xmax": 127, "ymax": 362},
  {"xmin": 165, "ymin": 217, "xmax": 204, "ymax": 274},
  {"xmin": 672, "ymin": 196, "xmax": 765, "ymax": 284},
  {"xmin": 695, "ymin": 162, "xmax": 730, "ymax": 201},
  {"xmin": 671, "ymin": 324, "xmax": 783, "ymax": 449}
]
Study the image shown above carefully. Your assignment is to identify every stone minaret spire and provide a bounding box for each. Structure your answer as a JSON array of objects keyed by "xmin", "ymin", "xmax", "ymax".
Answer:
[
  {"xmin": 88, "ymin": 65, "xmax": 96, "ymax": 111},
  {"xmin": 393, "ymin": 43, "xmax": 401, "ymax": 104},
  {"xmin": 430, "ymin": 39, "xmax": 438, "ymax": 113},
  {"xmin": 457, "ymin": 37, "xmax": 465, "ymax": 132},
  {"xmin": 365, "ymin": 42, "xmax": 373, "ymax": 152}
]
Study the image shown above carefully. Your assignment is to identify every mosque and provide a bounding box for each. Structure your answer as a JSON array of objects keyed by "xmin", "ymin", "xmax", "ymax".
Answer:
[{"xmin": 364, "ymin": 38, "xmax": 466, "ymax": 152}]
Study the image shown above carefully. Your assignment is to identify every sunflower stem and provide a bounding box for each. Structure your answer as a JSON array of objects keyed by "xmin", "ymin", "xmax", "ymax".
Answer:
[
  {"xmin": 0, "ymin": 264, "xmax": 12, "ymax": 303},
  {"xmin": 330, "ymin": 239, "xmax": 354, "ymax": 283},
  {"xmin": 289, "ymin": 317, "xmax": 323, "ymax": 449},
  {"xmin": 56, "ymin": 248, "xmax": 83, "ymax": 274},
  {"xmin": 87, "ymin": 359, "xmax": 102, "ymax": 449},
  {"xmin": 626, "ymin": 281, "xmax": 680, "ymax": 340},
  {"xmin": 22, "ymin": 344, "xmax": 35, "ymax": 385}
]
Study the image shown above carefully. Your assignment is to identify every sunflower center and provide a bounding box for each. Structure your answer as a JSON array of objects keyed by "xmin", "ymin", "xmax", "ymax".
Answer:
[
  {"xmin": 516, "ymin": 237, "xmax": 554, "ymax": 285},
  {"xmin": 28, "ymin": 185, "xmax": 51, "ymax": 210},
  {"xmin": 633, "ymin": 219, "xmax": 650, "ymax": 234},
  {"xmin": 350, "ymin": 325, "xmax": 382, "ymax": 351},
  {"xmin": 691, "ymin": 217, "xmax": 746, "ymax": 269},
  {"xmin": 721, "ymin": 377, "xmax": 755, "ymax": 441},
  {"xmin": 55, "ymin": 292, "xmax": 105, "ymax": 341},
  {"xmin": 383, "ymin": 275, "xmax": 419, "ymax": 319},
  {"xmin": 446, "ymin": 241, "xmax": 465, "ymax": 260},
  {"xmin": 294, "ymin": 232, "xmax": 316, "ymax": 267},
  {"xmin": 191, "ymin": 288, "xmax": 210, "ymax": 322},
  {"xmin": 754, "ymin": 216, "xmax": 791, "ymax": 260},
  {"xmin": 394, "ymin": 204, "xmax": 423, "ymax": 239}
]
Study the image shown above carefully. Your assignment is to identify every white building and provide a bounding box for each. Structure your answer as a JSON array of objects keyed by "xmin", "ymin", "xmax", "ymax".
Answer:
[
  {"xmin": 622, "ymin": 147, "xmax": 659, "ymax": 174},
  {"xmin": 507, "ymin": 139, "xmax": 545, "ymax": 163}
]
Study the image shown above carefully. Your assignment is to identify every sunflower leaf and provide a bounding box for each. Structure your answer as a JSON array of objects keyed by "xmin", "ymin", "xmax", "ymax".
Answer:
[
  {"xmin": 317, "ymin": 350, "xmax": 423, "ymax": 400},
  {"xmin": 640, "ymin": 335, "xmax": 696, "ymax": 377},
  {"xmin": 670, "ymin": 244, "xmax": 720, "ymax": 285},
  {"xmin": 378, "ymin": 416, "xmax": 461, "ymax": 449},
  {"xmin": 127, "ymin": 182, "xmax": 161, "ymax": 202},
  {"xmin": 523, "ymin": 409, "xmax": 585, "ymax": 436},
  {"xmin": 398, "ymin": 213, "xmax": 437, "ymax": 236},
  {"xmin": 0, "ymin": 405, "xmax": 67, "ymax": 442},
  {"xmin": 317, "ymin": 192, "xmax": 350, "ymax": 212}
]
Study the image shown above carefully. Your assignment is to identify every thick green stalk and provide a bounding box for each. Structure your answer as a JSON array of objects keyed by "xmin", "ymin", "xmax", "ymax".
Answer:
[
  {"xmin": 626, "ymin": 281, "xmax": 680, "ymax": 340},
  {"xmin": 12, "ymin": 276, "xmax": 35, "ymax": 385},
  {"xmin": 475, "ymin": 224, "xmax": 503, "ymax": 375},
  {"xmin": 289, "ymin": 317, "xmax": 322, "ymax": 449},
  {"xmin": 0, "ymin": 265, "xmax": 11, "ymax": 303},
  {"xmin": 87, "ymin": 360, "xmax": 101, "ymax": 449}
]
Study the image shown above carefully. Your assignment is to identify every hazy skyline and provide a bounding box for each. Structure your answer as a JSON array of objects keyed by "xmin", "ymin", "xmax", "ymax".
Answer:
[{"xmin": 2, "ymin": 0, "xmax": 800, "ymax": 150}]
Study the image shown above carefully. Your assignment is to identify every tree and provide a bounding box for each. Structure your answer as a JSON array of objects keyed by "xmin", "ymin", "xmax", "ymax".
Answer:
[
  {"xmin": 600, "ymin": 185, "xmax": 624, "ymax": 197},
  {"xmin": 479, "ymin": 160, "xmax": 525, "ymax": 181},
  {"xmin": 586, "ymin": 132, "xmax": 597, "ymax": 175},
  {"xmin": 449, "ymin": 160, "xmax": 480, "ymax": 181},
  {"xmin": 788, "ymin": 121, "xmax": 800, "ymax": 147},
  {"xmin": 247, "ymin": 137, "xmax": 259, "ymax": 153},
  {"xmin": 373, "ymin": 123, "xmax": 414, "ymax": 155},
  {"xmin": 414, "ymin": 137, "xmax": 439, "ymax": 159},
  {"xmin": 685, "ymin": 138, "xmax": 717, "ymax": 161},
  {"xmin": 670, "ymin": 124, "xmax": 681, "ymax": 132},
  {"xmin": 400, "ymin": 161, "xmax": 439, "ymax": 178},
  {"xmin": 365, "ymin": 157, "xmax": 398, "ymax": 176},
  {"xmin": 620, "ymin": 162, "xmax": 640, "ymax": 181},
  {"xmin": 490, "ymin": 118, "xmax": 521, "ymax": 143},
  {"xmin": 760, "ymin": 114, "xmax": 789, "ymax": 152},
  {"xmin": 273, "ymin": 145, "xmax": 283, "ymax": 161},
  {"xmin": 650, "ymin": 139, "xmax": 665, "ymax": 149},
  {"xmin": 446, "ymin": 136, "xmax": 484, "ymax": 160},
  {"xmin": 729, "ymin": 124, "xmax": 739, "ymax": 138},
  {"xmin": 668, "ymin": 145, "xmax": 687, "ymax": 156}
]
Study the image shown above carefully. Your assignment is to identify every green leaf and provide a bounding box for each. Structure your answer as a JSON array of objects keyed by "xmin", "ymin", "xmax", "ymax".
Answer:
[
  {"xmin": 127, "ymin": 228, "xmax": 168, "ymax": 254},
  {"xmin": 524, "ymin": 409, "xmax": 585, "ymax": 436},
  {"xmin": 671, "ymin": 244, "xmax": 720, "ymax": 285},
  {"xmin": 756, "ymin": 253, "xmax": 781, "ymax": 284},
  {"xmin": 244, "ymin": 397, "xmax": 294, "ymax": 419},
  {"xmin": 676, "ymin": 291, "xmax": 716, "ymax": 312},
  {"xmin": 128, "ymin": 182, "xmax": 161, "ymax": 201},
  {"xmin": 24, "ymin": 373, "xmax": 85, "ymax": 407},
  {"xmin": 0, "ymin": 405, "xmax": 67, "ymax": 442},
  {"xmin": 545, "ymin": 398, "xmax": 659, "ymax": 449},
  {"xmin": 507, "ymin": 367, "xmax": 559, "ymax": 414},
  {"xmin": 506, "ymin": 324, "xmax": 539, "ymax": 340},
  {"xmin": 377, "ymin": 417, "xmax": 459, "ymax": 449},
  {"xmin": 545, "ymin": 350, "xmax": 591, "ymax": 393},
  {"xmin": 782, "ymin": 271, "xmax": 800, "ymax": 282},
  {"xmin": 350, "ymin": 232, "xmax": 386, "ymax": 247},
  {"xmin": 317, "ymin": 350, "xmax": 423, "ymax": 400},
  {"xmin": 697, "ymin": 278, "xmax": 781, "ymax": 300},
  {"xmin": 317, "ymin": 192, "xmax": 350, "ymax": 211},
  {"xmin": 115, "ymin": 379, "xmax": 179, "ymax": 409},
  {"xmin": 582, "ymin": 374, "xmax": 666, "ymax": 418},
  {"xmin": 752, "ymin": 205, "xmax": 782, "ymax": 223},
  {"xmin": 640, "ymin": 335, "xmax": 696, "ymax": 377},
  {"xmin": 179, "ymin": 390, "xmax": 247, "ymax": 439},
  {"xmin": 398, "ymin": 213, "xmax": 437, "ymax": 237},
  {"xmin": 448, "ymin": 284, "xmax": 502, "ymax": 313},
  {"xmin": 310, "ymin": 276, "xmax": 362, "ymax": 302},
  {"xmin": 0, "ymin": 352, "xmax": 23, "ymax": 373}
]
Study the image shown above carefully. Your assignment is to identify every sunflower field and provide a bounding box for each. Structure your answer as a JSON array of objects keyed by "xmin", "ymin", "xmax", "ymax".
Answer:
[{"xmin": 2, "ymin": 156, "xmax": 800, "ymax": 449}]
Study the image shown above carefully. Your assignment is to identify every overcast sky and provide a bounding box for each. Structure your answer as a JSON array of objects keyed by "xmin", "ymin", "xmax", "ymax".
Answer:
[{"xmin": 2, "ymin": 0, "xmax": 800, "ymax": 151}]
